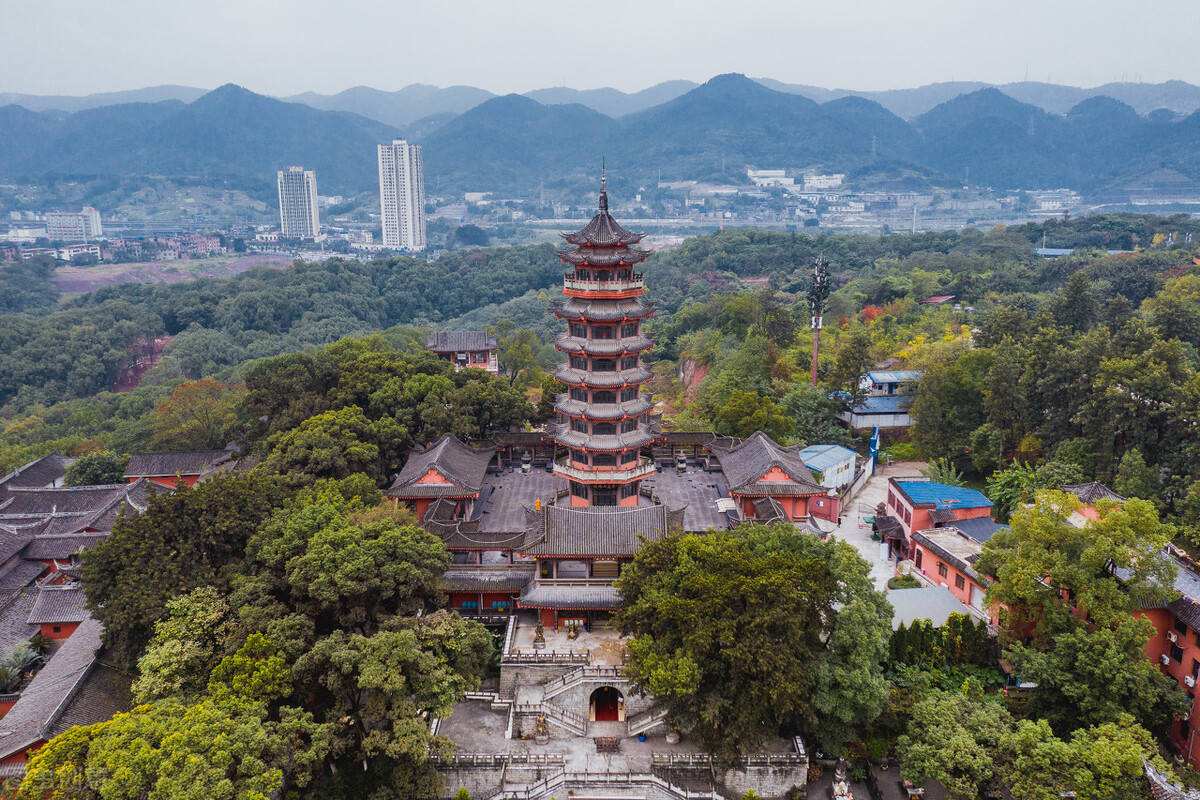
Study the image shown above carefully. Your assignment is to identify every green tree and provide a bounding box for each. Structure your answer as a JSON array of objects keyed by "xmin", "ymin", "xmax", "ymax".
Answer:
[
  {"xmin": 1113, "ymin": 447, "xmax": 1159, "ymax": 502},
  {"xmin": 150, "ymin": 378, "xmax": 240, "ymax": 451},
  {"xmin": 921, "ymin": 457, "xmax": 964, "ymax": 486},
  {"xmin": 17, "ymin": 697, "xmax": 332, "ymax": 800},
  {"xmin": 133, "ymin": 586, "xmax": 232, "ymax": 703},
  {"xmin": 64, "ymin": 450, "xmax": 127, "ymax": 486},
  {"xmin": 827, "ymin": 325, "xmax": 873, "ymax": 397},
  {"xmin": 896, "ymin": 683, "xmax": 1013, "ymax": 800},
  {"xmin": 1005, "ymin": 618, "xmax": 1189, "ymax": 735},
  {"xmin": 910, "ymin": 343, "xmax": 992, "ymax": 459},
  {"xmin": 985, "ymin": 460, "xmax": 1084, "ymax": 523},
  {"xmin": 493, "ymin": 321, "xmax": 539, "ymax": 386},
  {"xmin": 1002, "ymin": 715, "xmax": 1175, "ymax": 800},
  {"xmin": 711, "ymin": 391, "xmax": 792, "ymax": 440},
  {"xmin": 968, "ymin": 423, "xmax": 1004, "ymax": 475},
  {"xmin": 82, "ymin": 472, "xmax": 288, "ymax": 669},
  {"xmin": 978, "ymin": 493, "xmax": 1177, "ymax": 635},
  {"xmin": 292, "ymin": 613, "xmax": 492, "ymax": 775},
  {"xmin": 263, "ymin": 406, "xmax": 400, "ymax": 484},
  {"xmin": 779, "ymin": 383, "xmax": 851, "ymax": 445},
  {"xmin": 616, "ymin": 523, "xmax": 891, "ymax": 758}
]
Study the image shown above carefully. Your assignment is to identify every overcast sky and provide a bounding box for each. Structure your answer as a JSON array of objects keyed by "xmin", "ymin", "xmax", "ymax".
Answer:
[{"xmin": 4, "ymin": 0, "xmax": 1199, "ymax": 96}]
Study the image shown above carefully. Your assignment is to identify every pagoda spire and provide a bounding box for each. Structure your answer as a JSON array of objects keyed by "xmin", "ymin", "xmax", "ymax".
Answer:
[{"xmin": 599, "ymin": 159, "xmax": 608, "ymax": 212}]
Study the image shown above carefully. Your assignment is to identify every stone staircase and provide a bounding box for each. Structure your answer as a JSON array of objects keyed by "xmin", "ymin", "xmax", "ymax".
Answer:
[
  {"xmin": 626, "ymin": 704, "xmax": 670, "ymax": 736},
  {"xmin": 484, "ymin": 771, "xmax": 720, "ymax": 800},
  {"xmin": 540, "ymin": 664, "xmax": 624, "ymax": 700},
  {"xmin": 513, "ymin": 699, "xmax": 588, "ymax": 736}
]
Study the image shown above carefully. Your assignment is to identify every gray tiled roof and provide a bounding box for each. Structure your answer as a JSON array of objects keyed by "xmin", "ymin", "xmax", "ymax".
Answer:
[
  {"xmin": 47, "ymin": 663, "xmax": 130, "ymax": 738},
  {"xmin": 425, "ymin": 330, "xmax": 498, "ymax": 352},
  {"xmin": 641, "ymin": 469, "xmax": 731, "ymax": 532},
  {"xmin": 124, "ymin": 450, "xmax": 233, "ymax": 478},
  {"xmin": 0, "ymin": 531, "xmax": 32, "ymax": 566},
  {"xmin": 557, "ymin": 299, "xmax": 654, "ymax": 321},
  {"xmin": 27, "ymin": 586, "xmax": 87, "ymax": 625},
  {"xmin": 0, "ymin": 455, "xmax": 70, "ymax": 494},
  {"xmin": 521, "ymin": 503, "xmax": 683, "ymax": 557},
  {"xmin": 475, "ymin": 470, "xmax": 563, "ymax": 535},
  {"xmin": 0, "ymin": 581, "xmax": 43, "ymax": 653},
  {"xmin": 709, "ymin": 432, "xmax": 824, "ymax": 496},
  {"xmin": 386, "ymin": 436, "xmax": 494, "ymax": 499},
  {"xmin": 1062, "ymin": 482, "xmax": 1125, "ymax": 505},
  {"xmin": 560, "ymin": 191, "xmax": 644, "ymax": 247},
  {"xmin": 0, "ymin": 616, "xmax": 104, "ymax": 759},
  {"xmin": 0, "ymin": 484, "xmax": 131, "ymax": 517},
  {"xmin": 442, "ymin": 565, "xmax": 535, "ymax": 592},
  {"xmin": 0, "ymin": 480, "xmax": 154, "ymax": 539},
  {"xmin": 21, "ymin": 534, "xmax": 108, "ymax": 561},
  {"xmin": 946, "ymin": 516, "xmax": 1008, "ymax": 544},
  {"xmin": 518, "ymin": 583, "xmax": 621, "ymax": 610}
]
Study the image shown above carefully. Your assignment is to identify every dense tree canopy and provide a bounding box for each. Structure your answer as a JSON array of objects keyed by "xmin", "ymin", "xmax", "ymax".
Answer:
[{"xmin": 616, "ymin": 523, "xmax": 891, "ymax": 758}]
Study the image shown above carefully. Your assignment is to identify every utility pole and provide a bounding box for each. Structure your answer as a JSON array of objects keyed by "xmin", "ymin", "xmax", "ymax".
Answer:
[{"xmin": 806, "ymin": 257, "xmax": 831, "ymax": 385}]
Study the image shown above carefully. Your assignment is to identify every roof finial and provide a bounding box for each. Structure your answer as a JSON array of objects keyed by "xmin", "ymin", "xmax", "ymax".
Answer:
[{"xmin": 599, "ymin": 157, "xmax": 608, "ymax": 212}]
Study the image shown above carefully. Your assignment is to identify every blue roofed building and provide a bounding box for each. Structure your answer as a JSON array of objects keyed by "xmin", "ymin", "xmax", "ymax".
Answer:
[
  {"xmin": 838, "ymin": 393, "xmax": 913, "ymax": 430},
  {"xmin": 797, "ymin": 444, "xmax": 858, "ymax": 490},
  {"xmin": 887, "ymin": 478, "xmax": 994, "ymax": 539},
  {"xmin": 861, "ymin": 370, "xmax": 921, "ymax": 397}
]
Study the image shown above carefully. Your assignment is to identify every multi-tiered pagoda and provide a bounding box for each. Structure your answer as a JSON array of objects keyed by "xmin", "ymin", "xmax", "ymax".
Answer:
[{"xmin": 552, "ymin": 176, "xmax": 657, "ymax": 507}]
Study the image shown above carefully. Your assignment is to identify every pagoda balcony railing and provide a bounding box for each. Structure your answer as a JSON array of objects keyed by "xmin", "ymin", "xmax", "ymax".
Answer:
[
  {"xmin": 531, "ymin": 576, "xmax": 619, "ymax": 587},
  {"xmin": 553, "ymin": 459, "xmax": 657, "ymax": 483},
  {"xmin": 554, "ymin": 334, "xmax": 653, "ymax": 356},
  {"xmin": 553, "ymin": 396, "xmax": 653, "ymax": 420},
  {"xmin": 563, "ymin": 273, "xmax": 645, "ymax": 293},
  {"xmin": 554, "ymin": 366, "xmax": 651, "ymax": 388},
  {"xmin": 552, "ymin": 427, "xmax": 656, "ymax": 451}
]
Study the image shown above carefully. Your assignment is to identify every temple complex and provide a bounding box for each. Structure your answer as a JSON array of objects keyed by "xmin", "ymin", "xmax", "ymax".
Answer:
[{"xmin": 404, "ymin": 179, "xmax": 815, "ymax": 799}]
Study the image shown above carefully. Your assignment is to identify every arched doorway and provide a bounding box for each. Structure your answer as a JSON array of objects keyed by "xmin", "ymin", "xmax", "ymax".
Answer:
[{"xmin": 590, "ymin": 685, "xmax": 624, "ymax": 722}]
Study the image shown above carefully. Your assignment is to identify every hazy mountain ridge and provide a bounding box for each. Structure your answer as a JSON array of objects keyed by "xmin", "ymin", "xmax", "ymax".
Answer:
[
  {"xmin": 0, "ymin": 85, "xmax": 401, "ymax": 192},
  {"xmin": 11, "ymin": 77, "xmax": 1200, "ymax": 122},
  {"xmin": 5, "ymin": 75, "xmax": 1200, "ymax": 196}
]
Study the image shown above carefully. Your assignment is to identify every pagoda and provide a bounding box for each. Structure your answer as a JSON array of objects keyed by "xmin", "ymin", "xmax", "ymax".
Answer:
[{"xmin": 552, "ymin": 174, "xmax": 657, "ymax": 507}]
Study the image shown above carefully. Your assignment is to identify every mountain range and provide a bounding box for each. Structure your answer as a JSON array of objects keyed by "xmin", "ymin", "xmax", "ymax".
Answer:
[
  {"xmin": 7, "ymin": 77, "xmax": 1200, "ymax": 123},
  {"xmin": 4, "ymin": 74, "xmax": 1200, "ymax": 196}
]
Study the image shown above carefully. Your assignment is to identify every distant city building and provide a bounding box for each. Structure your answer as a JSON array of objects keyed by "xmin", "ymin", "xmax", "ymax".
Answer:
[
  {"xmin": 5, "ymin": 227, "xmax": 47, "ymax": 243},
  {"xmin": 276, "ymin": 166, "xmax": 320, "ymax": 239},
  {"xmin": 746, "ymin": 168, "xmax": 795, "ymax": 188},
  {"xmin": 55, "ymin": 243, "xmax": 101, "ymax": 262},
  {"xmin": 377, "ymin": 139, "xmax": 427, "ymax": 251},
  {"xmin": 45, "ymin": 207, "xmax": 102, "ymax": 241},
  {"xmin": 803, "ymin": 173, "xmax": 845, "ymax": 191}
]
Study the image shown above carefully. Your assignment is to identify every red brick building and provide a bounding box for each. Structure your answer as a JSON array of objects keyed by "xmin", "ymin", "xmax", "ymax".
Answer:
[
  {"xmin": 710, "ymin": 432, "xmax": 839, "ymax": 523},
  {"xmin": 383, "ymin": 435, "xmax": 494, "ymax": 521},
  {"xmin": 909, "ymin": 528, "xmax": 996, "ymax": 623}
]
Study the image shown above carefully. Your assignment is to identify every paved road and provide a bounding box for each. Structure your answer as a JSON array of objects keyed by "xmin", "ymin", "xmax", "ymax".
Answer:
[{"xmin": 827, "ymin": 461, "xmax": 926, "ymax": 590}]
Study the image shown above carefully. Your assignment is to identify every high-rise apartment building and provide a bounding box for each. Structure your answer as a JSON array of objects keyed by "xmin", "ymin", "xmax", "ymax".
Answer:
[
  {"xmin": 45, "ymin": 207, "xmax": 102, "ymax": 241},
  {"xmin": 276, "ymin": 166, "xmax": 320, "ymax": 239},
  {"xmin": 377, "ymin": 139, "xmax": 426, "ymax": 251}
]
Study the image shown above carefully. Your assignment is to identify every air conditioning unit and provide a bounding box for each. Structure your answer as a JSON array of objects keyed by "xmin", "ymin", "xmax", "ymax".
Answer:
[
  {"xmin": 1186, "ymin": 675, "xmax": 1196, "ymax": 688},
  {"xmin": 1169, "ymin": 630, "xmax": 1180, "ymax": 643},
  {"xmin": 1162, "ymin": 654, "xmax": 1172, "ymax": 666}
]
